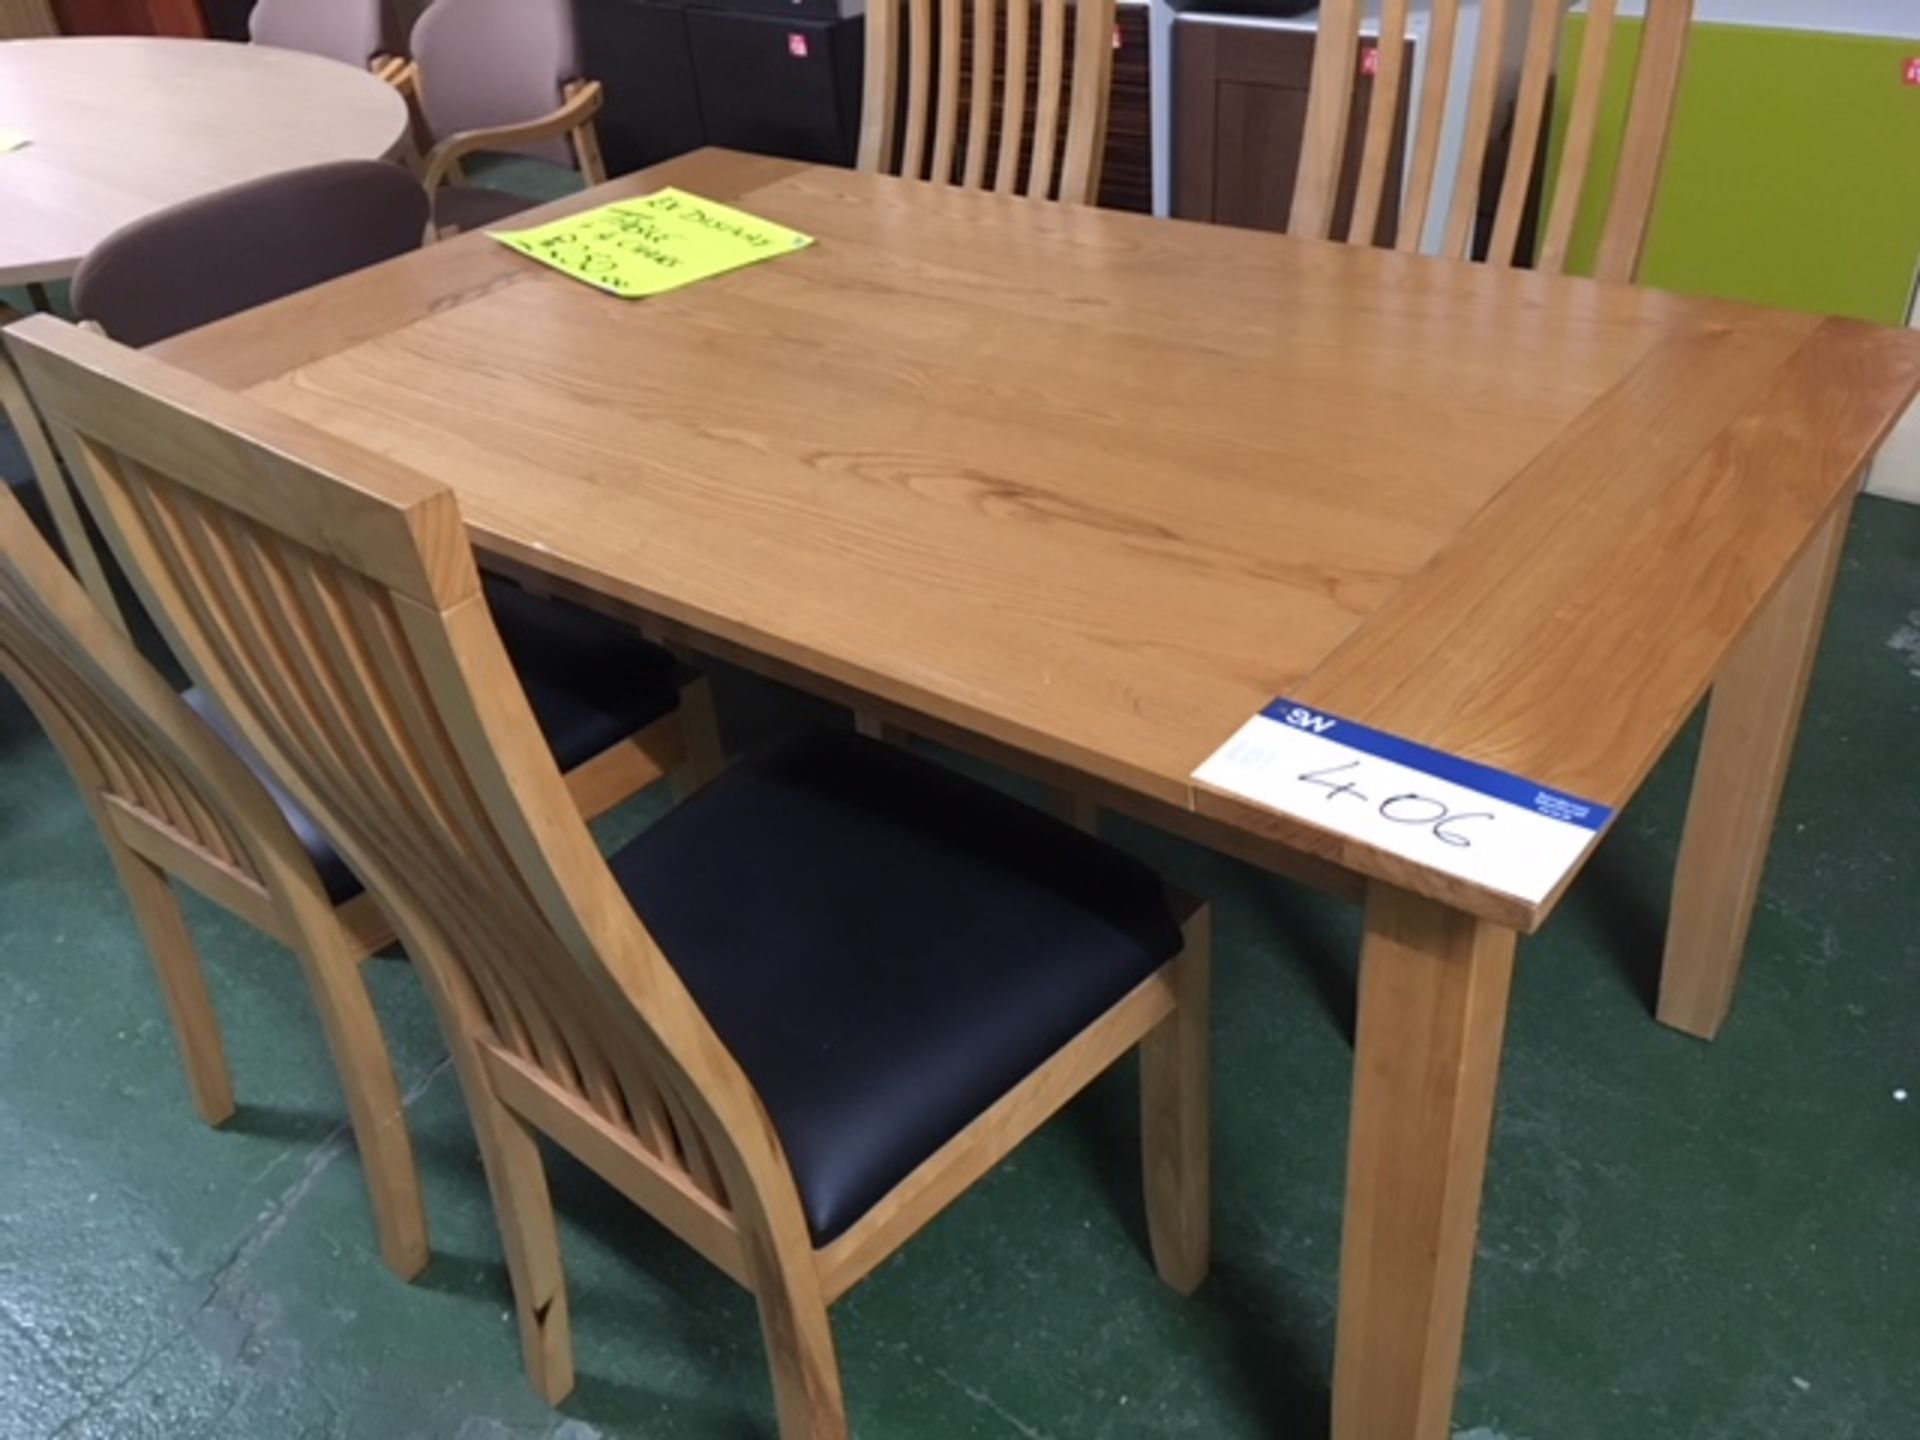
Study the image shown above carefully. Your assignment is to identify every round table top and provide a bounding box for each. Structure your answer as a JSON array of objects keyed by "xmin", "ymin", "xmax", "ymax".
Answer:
[{"xmin": 0, "ymin": 37, "xmax": 409, "ymax": 288}]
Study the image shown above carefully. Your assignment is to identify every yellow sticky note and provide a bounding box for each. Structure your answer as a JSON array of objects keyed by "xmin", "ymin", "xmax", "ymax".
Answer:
[
  {"xmin": 491, "ymin": 187, "xmax": 812, "ymax": 299},
  {"xmin": 0, "ymin": 129, "xmax": 29, "ymax": 154}
]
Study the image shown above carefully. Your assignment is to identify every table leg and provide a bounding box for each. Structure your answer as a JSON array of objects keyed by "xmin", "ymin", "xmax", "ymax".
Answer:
[
  {"xmin": 1658, "ymin": 501, "xmax": 1851, "ymax": 1040},
  {"xmin": 1332, "ymin": 884, "xmax": 1518, "ymax": 1440}
]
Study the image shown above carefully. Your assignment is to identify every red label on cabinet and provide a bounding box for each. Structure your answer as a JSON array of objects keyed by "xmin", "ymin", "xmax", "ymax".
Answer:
[
  {"xmin": 1904, "ymin": 56, "xmax": 1920, "ymax": 85},
  {"xmin": 1361, "ymin": 46, "xmax": 1380, "ymax": 77},
  {"xmin": 788, "ymin": 32, "xmax": 810, "ymax": 58}
]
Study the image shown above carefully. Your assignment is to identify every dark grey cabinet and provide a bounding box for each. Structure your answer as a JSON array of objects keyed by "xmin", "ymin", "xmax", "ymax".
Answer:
[
  {"xmin": 573, "ymin": 0, "xmax": 708, "ymax": 174},
  {"xmin": 685, "ymin": 8, "xmax": 865, "ymax": 167}
]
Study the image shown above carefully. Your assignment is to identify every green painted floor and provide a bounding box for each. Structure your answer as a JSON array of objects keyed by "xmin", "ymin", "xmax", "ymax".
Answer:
[
  {"xmin": 5, "ymin": 271, "xmax": 1919, "ymax": 1435},
  {"xmin": 2, "ymin": 482, "xmax": 1915, "ymax": 1439}
]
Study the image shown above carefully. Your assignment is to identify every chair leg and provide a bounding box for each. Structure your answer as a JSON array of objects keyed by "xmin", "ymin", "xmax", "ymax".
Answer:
[
  {"xmin": 751, "ymin": 1251, "xmax": 849, "ymax": 1440},
  {"xmin": 1140, "ymin": 906, "xmax": 1211, "ymax": 1295},
  {"xmin": 467, "ymin": 1071, "xmax": 575, "ymax": 1403},
  {"xmin": 671, "ymin": 673, "xmax": 728, "ymax": 800},
  {"xmin": 271, "ymin": 885, "xmax": 430, "ymax": 1282},
  {"xmin": 397, "ymin": 932, "xmax": 575, "ymax": 1402},
  {"xmin": 96, "ymin": 823, "xmax": 234, "ymax": 1127}
]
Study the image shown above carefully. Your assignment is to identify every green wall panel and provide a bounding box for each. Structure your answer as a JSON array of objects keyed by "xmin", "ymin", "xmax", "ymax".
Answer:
[{"xmin": 1548, "ymin": 19, "xmax": 1920, "ymax": 325}]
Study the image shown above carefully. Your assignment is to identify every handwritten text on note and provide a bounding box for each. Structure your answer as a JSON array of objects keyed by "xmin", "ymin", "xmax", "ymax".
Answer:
[
  {"xmin": 1193, "ymin": 700, "xmax": 1614, "ymax": 906},
  {"xmin": 491, "ymin": 188, "xmax": 812, "ymax": 299}
]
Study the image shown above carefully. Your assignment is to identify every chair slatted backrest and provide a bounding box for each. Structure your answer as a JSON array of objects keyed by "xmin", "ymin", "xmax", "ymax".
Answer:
[
  {"xmin": 5, "ymin": 317, "xmax": 805, "ymax": 1251},
  {"xmin": 0, "ymin": 471, "xmax": 273, "ymax": 900},
  {"xmin": 858, "ymin": 0, "xmax": 1117, "ymax": 205},
  {"xmin": 1290, "ymin": 0, "xmax": 1694, "ymax": 281}
]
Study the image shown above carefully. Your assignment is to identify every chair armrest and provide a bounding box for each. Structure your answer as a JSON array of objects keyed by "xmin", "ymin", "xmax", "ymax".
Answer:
[{"xmin": 420, "ymin": 80, "xmax": 604, "ymax": 195}]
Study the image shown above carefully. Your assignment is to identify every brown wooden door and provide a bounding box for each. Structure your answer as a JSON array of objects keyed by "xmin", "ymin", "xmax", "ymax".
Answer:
[
  {"xmin": 52, "ymin": 0, "xmax": 207, "ymax": 35},
  {"xmin": 1173, "ymin": 20, "xmax": 1408, "ymax": 240}
]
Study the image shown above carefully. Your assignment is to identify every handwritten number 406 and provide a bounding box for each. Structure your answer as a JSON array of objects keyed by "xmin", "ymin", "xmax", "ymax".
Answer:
[{"xmin": 1298, "ymin": 762, "xmax": 1492, "ymax": 849}]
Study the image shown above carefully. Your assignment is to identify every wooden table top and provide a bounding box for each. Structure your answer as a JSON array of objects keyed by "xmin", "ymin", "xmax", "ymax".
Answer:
[
  {"xmin": 156, "ymin": 149, "xmax": 1920, "ymax": 930},
  {"xmin": 0, "ymin": 37, "xmax": 408, "ymax": 287}
]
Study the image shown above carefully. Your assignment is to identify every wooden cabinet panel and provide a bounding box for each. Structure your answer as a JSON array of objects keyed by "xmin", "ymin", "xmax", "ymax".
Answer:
[
  {"xmin": 575, "ymin": 0, "xmax": 707, "ymax": 177},
  {"xmin": 1102, "ymin": 5, "xmax": 1152, "ymax": 214},
  {"xmin": 0, "ymin": 0, "xmax": 60, "ymax": 38},
  {"xmin": 947, "ymin": 1, "xmax": 1153, "ymax": 214},
  {"xmin": 1174, "ymin": 20, "xmax": 1407, "ymax": 240},
  {"xmin": 199, "ymin": 0, "xmax": 254, "ymax": 39},
  {"xmin": 52, "ymin": 0, "xmax": 207, "ymax": 35}
]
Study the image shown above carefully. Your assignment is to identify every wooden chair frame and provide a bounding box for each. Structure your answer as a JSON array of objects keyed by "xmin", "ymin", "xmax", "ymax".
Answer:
[
  {"xmin": 0, "ymin": 471, "xmax": 433, "ymax": 1278},
  {"xmin": 1, "ymin": 318, "xmax": 724, "ymax": 1282},
  {"xmin": 1290, "ymin": 0, "xmax": 1695, "ymax": 281},
  {"xmin": 858, "ymin": 0, "xmax": 1118, "ymax": 206},
  {"xmin": 414, "ymin": 75, "xmax": 609, "ymax": 226},
  {"xmin": 7, "ymin": 315, "xmax": 1210, "ymax": 1440},
  {"xmin": 6, "ymin": 309, "xmax": 717, "ymax": 825}
]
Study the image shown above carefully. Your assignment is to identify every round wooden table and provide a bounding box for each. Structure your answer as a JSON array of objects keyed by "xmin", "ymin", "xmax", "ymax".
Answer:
[{"xmin": 0, "ymin": 37, "xmax": 409, "ymax": 289}]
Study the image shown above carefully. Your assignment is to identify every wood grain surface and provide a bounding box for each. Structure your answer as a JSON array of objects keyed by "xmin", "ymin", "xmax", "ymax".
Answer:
[{"xmin": 156, "ymin": 150, "xmax": 1920, "ymax": 930}]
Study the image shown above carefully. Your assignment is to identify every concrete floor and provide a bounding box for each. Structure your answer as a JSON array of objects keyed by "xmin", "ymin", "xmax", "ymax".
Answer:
[{"xmin": 4, "ymin": 339, "xmax": 1918, "ymax": 1435}]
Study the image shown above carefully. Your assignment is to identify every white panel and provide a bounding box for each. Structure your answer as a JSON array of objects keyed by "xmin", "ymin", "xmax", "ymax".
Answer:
[
  {"xmin": 1865, "ymin": 274, "xmax": 1920, "ymax": 505},
  {"xmin": 1591, "ymin": 0, "xmax": 1920, "ymax": 41}
]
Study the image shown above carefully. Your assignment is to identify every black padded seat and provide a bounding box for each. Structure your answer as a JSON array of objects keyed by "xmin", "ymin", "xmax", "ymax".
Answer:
[
  {"xmin": 479, "ymin": 576, "xmax": 679, "ymax": 771},
  {"xmin": 185, "ymin": 576, "xmax": 681, "ymax": 904},
  {"xmin": 608, "ymin": 729, "xmax": 1185, "ymax": 1245}
]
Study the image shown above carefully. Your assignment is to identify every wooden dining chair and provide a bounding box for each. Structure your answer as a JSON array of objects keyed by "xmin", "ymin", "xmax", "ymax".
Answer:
[
  {"xmin": 60, "ymin": 161, "xmax": 722, "ymax": 841},
  {"xmin": 858, "ymin": 0, "xmax": 1118, "ymax": 206},
  {"xmin": 2, "ymin": 341, "xmax": 722, "ymax": 1292},
  {"xmin": 249, "ymin": 0, "xmax": 409, "ymax": 82},
  {"xmin": 53, "ymin": 160, "xmax": 430, "ymax": 609},
  {"xmin": 404, "ymin": 0, "xmax": 609, "ymax": 236},
  {"xmin": 0, "ymin": 474, "xmax": 432, "ymax": 1279},
  {"xmin": 64, "ymin": 154, "xmax": 707, "ymax": 768},
  {"xmin": 1289, "ymin": 0, "xmax": 1695, "ymax": 281},
  {"xmin": 8, "ymin": 314, "xmax": 1211, "ymax": 1440}
]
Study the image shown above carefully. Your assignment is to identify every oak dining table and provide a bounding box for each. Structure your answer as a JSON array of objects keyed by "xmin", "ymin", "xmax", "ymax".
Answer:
[{"xmin": 152, "ymin": 148, "xmax": 1920, "ymax": 1440}]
